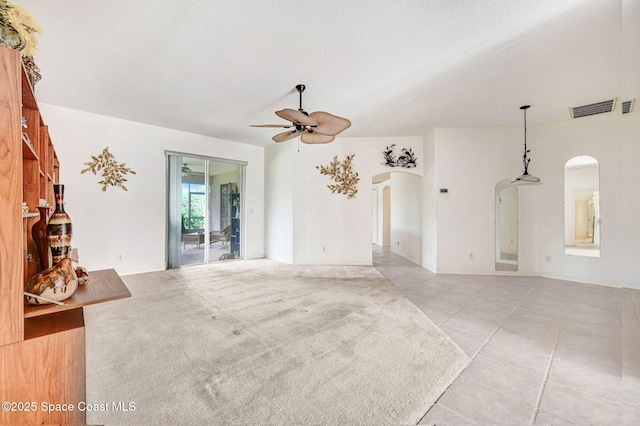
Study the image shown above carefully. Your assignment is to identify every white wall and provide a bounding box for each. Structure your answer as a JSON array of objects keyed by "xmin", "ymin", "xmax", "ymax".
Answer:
[
  {"xmin": 389, "ymin": 173, "xmax": 422, "ymax": 264},
  {"xmin": 433, "ymin": 126, "xmax": 539, "ymax": 276},
  {"xmin": 421, "ymin": 130, "xmax": 437, "ymax": 271},
  {"xmin": 40, "ymin": 104, "xmax": 264, "ymax": 275},
  {"xmin": 265, "ymin": 136, "xmax": 423, "ymax": 265},
  {"xmin": 535, "ymin": 113, "xmax": 640, "ymax": 288},
  {"xmin": 43, "ymin": 103, "xmax": 638, "ymax": 287},
  {"xmin": 264, "ymin": 142, "xmax": 293, "ymax": 263},
  {"xmin": 431, "ymin": 113, "xmax": 640, "ymax": 288}
]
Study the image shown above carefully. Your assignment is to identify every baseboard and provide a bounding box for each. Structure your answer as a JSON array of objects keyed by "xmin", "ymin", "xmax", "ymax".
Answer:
[
  {"xmin": 538, "ymin": 272, "xmax": 627, "ymax": 289},
  {"xmin": 292, "ymin": 259, "xmax": 373, "ymax": 266},
  {"xmin": 421, "ymin": 262, "xmax": 437, "ymax": 273}
]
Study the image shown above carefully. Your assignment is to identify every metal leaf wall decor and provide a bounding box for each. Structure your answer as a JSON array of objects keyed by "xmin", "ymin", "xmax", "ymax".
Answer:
[
  {"xmin": 81, "ymin": 146, "xmax": 136, "ymax": 191},
  {"xmin": 316, "ymin": 154, "xmax": 360, "ymax": 199},
  {"xmin": 382, "ymin": 144, "xmax": 417, "ymax": 168}
]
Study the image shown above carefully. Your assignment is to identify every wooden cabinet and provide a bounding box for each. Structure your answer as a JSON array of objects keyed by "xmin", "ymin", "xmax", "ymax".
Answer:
[
  {"xmin": 0, "ymin": 47, "xmax": 130, "ymax": 425},
  {"xmin": 20, "ymin": 54, "xmax": 58, "ymax": 282}
]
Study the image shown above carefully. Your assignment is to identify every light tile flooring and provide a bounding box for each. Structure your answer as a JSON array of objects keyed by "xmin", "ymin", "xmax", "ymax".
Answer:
[
  {"xmin": 372, "ymin": 246, "xmax": 640, "ymax": 426},
  {"xmin": 181, "ymin": 242, "xmax": 235, "ymax": 265}
]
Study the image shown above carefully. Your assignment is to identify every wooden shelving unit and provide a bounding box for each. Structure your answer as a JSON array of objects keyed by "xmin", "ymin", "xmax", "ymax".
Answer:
[
  {"xmin": 0, "ymin": 47, "xmax": 130, "ymax": 425},
  {"xmin": 230, "ymin": 192, "xmax": 241, "ymax": 255},
  {"xmin": 24, "ymin": 269, "xmax": 131, "ymax": 319}
]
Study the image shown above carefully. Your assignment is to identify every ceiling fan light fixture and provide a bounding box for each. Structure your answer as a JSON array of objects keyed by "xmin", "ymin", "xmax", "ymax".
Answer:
[
  {"xmin": 511, "ymin": 105, "xmax": 542, "ymax": 185},
  {"xmin": 252, "ymin": 84, "xmax": 351, "ymax": 144}
]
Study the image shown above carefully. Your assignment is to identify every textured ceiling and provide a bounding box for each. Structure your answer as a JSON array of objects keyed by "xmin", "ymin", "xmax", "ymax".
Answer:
[{"xmin": 18, "ymin": 0, "xmax": 640, "ymax": 147}]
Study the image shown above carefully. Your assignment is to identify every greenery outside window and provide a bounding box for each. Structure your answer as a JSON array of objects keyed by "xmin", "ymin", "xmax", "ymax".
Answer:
[{"xmin": 182, "ymin": 183, "xmax": 205, "ymax": 233}]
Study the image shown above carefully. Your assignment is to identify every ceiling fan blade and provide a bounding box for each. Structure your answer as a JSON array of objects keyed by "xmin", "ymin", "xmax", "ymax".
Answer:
[
  {"xmin": 275, "ymin": 108, "xmax": 318, "ymax": 126},
  {"xmin": 250, "ymin": 124, "xmax": 294, "ymax": 128},
  {"xmin": 308, "ymin": 111, "xmax": 351, "ymax": 136},
  {"xmin": 272, "ymin": 130, "xmax": 301, "ymax": 143},
  {"xmin": 300, "ymin": 131, "xmax": 335, "ymax": 144}
]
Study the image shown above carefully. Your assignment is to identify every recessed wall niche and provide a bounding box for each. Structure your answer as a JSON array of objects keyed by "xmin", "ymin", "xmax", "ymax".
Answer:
[
  {"xmin": 495, "ymin": 180, "xmax": 518, "ymax": 271},
  {"xmin": 564, "ymin": 156, "xmax": 600, "ymax": 257}
]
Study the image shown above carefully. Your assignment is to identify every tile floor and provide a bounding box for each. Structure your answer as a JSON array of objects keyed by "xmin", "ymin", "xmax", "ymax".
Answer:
[
  {"xmin": 181, "ymin": 241, "xmax": 236, "ymax": 265},
  {"xmin": 372, "ymin": 246, "xmax": 640, "ymax": 426}
]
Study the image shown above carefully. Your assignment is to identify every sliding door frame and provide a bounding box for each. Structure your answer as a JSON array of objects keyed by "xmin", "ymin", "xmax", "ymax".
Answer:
[{"xmin": 165, "ymin": 150, "xmax": 247, "ymax": 269}]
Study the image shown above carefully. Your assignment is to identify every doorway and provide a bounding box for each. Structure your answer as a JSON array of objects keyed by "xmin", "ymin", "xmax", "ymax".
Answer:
[
  {"xmin": 166, "ymin": 152, "xmax": 246, "ymax": 268},
  {"xmin": 382, "ymin": 186, "xmax": 391, "ymax": 247},
  {"xmin": 371, "ymin": 172, "xmax": 422, "ymax": 265},
  {"xmin": 372, "ymin": 173, "xmax": 392, "ymax": 247}
]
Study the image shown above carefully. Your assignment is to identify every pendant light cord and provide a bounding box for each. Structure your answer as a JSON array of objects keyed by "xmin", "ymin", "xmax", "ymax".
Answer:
[{"xmin": 521, "ymin": 105, "xmax": 531, "ymax": 175}]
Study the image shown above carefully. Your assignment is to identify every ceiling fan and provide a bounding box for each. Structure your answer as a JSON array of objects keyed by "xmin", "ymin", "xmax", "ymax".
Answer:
[{"xmin": 251, "ymin": 84, "xmax": 351, "ymax": 144}]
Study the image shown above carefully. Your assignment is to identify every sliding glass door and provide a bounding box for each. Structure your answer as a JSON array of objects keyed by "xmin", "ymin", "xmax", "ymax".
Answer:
[{"xmin": 166, "ymin": 152, "xmax": 245, "ymax": 269}]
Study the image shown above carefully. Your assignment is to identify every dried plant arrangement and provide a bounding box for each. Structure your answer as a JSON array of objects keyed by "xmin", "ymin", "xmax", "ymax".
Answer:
[
  {"xmin": 81, "ymin": 147, "xmax": 136, "ymax": 191},
  {"xmin": 0, "ymin": 0, "xmax": 42, "ymax": 56},
  {"xmin": 316, "ymin": 154, "xmax": 360, "ymax": 199}
]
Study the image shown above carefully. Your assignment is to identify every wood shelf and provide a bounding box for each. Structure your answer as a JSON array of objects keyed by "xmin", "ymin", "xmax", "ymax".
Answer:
[
  {"xmin": 20, "ymin": 61, "xmax": 37, "ymax": 110},
  {"xmin": 24, "ymin": 269, "xmax": 131, "ymax": 319},
  {"xmin": 22, "ymin": 133, "xmax": 38, "ymax": 160},
  {"xmin": 24, "ymin": 307, "xmax": 85, "ymax": 340}
]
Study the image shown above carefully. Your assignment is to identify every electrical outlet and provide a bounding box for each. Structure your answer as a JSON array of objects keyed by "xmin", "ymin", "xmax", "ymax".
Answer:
[
  {"xmin": 469, "ymin": 253, "xmax": 474, "ymax": 260},
  {"xmin": 544, "ymin": 255, "xmax": 551, "ymax": 263},
  {"xmin": 117, "ymin": 253, "xmax": 124, "ymax": 261}
]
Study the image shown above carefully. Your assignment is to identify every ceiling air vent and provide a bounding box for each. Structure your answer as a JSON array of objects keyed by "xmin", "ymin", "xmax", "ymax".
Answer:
[
  {"xmin": 570, "ymin": 98, "xmax": 616, "ymax": 118},
  {"xmin": 622, "ymin": 99, "xmax": 635, "ymax": 114}
]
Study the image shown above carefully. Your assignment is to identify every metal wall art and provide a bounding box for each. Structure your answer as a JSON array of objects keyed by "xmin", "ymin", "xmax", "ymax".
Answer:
[
  {"xmin": 382, "ymin": 144, "xmax": 417, "ymax": 168},
  {"xmin": 81, "ymin": 146, "xmax": 136, "ymax": 191},
  {"xmin": 316, "ymin": 154, "xmax": 360, "ymax": 199}
]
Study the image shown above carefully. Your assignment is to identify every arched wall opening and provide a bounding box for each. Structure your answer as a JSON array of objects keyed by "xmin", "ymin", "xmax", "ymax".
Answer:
[
  {"xmin": 372, "ymin": 171, "xmax": 422, "ymax": 264},
  {"xmin": 564, "ymin": 155, "xmax": 600, "ymax": 258}
]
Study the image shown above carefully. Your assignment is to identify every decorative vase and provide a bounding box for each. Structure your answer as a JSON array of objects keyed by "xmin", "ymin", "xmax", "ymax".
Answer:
[
  {"xmin": 32, "ymin": 205, "xmax": 51, "ymax": 272},
  {"xmin": 24, "ymin": 258, "xmax": 78, "ymax": 305},
  {"xmin": 47, "ymin": 184, "xmax": 73, "ymax": 265}
]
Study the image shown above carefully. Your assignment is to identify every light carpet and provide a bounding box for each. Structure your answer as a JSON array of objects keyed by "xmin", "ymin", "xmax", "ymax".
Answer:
[{"xmin": 84, "ymin": 260, "xmax": 469, "ymax": 425}]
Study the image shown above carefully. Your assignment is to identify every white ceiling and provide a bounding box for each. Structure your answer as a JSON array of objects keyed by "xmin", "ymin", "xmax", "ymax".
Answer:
[{"xmin": 19, "ymin": 0, "xmax": 640, "ymax": 147}]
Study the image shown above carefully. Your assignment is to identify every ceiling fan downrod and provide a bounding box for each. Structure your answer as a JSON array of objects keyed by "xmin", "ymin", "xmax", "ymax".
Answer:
[{"xmin": 296, "ymin": 84, "xmax": 307, "ymax": 115}]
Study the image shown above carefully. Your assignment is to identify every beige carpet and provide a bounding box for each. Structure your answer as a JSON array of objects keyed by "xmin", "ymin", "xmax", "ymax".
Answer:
[{"xmin": 85, "ymin": 260, "xmax": 469, "ymax": 425}]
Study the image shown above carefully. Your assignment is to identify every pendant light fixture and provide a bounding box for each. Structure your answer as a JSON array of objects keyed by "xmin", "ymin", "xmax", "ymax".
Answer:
[{"xmin": 512, "ymin": 105, "xmax": 542, "ymax": 185}]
